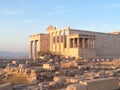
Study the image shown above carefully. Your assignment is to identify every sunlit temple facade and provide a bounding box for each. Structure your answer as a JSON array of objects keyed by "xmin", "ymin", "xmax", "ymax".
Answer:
[{"xmin": 29, "ymin": 25, "xmax": 120, "ymax": 60}]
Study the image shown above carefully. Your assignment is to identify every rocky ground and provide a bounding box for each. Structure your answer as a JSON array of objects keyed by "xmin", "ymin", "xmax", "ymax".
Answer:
[{"xmin": 0, "ymin": 55, "xmax": 120, "ymax": 90}]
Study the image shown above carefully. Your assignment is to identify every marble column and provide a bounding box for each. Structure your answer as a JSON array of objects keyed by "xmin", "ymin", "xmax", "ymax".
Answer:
[
  {"xmin": 55, "ymin": 32, "xmax": 57, "ymax": 52},
  {"xmin": 73, "ymin": 38, "xmax": 75, "ymax": 48},
  {"xmin": 63, "ymin": 30, "xmax": 65, "ymax": 49},
  {"xmin": 51, "ymin": 33, "xmax": 53, "ymax": 52},
  {"xmin": 89, "ymin": 38, "xmax": 91, "ymax": 48},
  {"xmin": 92, "ymin": 39, "xmax": 95, "ymax": 48},
  {"xmin": 82, "ymin": 38, "xmax": 85, "ymax": 48},
  {"xmin": 71, "ymin": 39, "xmax": 73, "ymax": 48},
  {"xmin": 29, "ymin": 41, "xmax": 33, "ymax": 59},
  {"xmin": 59, "ymin": 31, "xmax": 61, "ymax": 53},
  {"xmin": 34, "ymin": 40, "xmax": 37, "ymax": 60},
  {"xmin": 77, "ymin": 37, "xmax": 80, "ymax": 48},
  {"xmin": 87, "ymin": 39, "xmax": 90, "ymax": 48}
]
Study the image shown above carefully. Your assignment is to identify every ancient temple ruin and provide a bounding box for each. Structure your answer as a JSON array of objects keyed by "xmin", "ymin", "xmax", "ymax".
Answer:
[{"xmin": 29, "ymin": 25, "xmax": 120, "ymax": 60}]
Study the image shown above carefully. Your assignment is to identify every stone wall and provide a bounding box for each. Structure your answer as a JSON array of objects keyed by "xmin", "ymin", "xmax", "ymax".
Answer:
[
  {"xmin": 40, "ymin": 34, "xmax": 50, "ymax": 52},
  {"xmin": 95, "ymin": 33, "xmax": 120, "ymax": 58},
  {"xmin": 78, "ymin": 48, "xmax": 96, "ymax": 58}
]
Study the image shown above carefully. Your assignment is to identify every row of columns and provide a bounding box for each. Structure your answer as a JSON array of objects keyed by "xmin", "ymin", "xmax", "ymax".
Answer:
[
  {"xmin": 50, "ymin": 30, "xmax": 66, "ymax": 53},
  {"xmin": 29, "ymin": 40, "xmax": 38, "ymax": 60},
  {"xmin": 70, "ymin": 37, "xmax": 95, "ymax": 49}
]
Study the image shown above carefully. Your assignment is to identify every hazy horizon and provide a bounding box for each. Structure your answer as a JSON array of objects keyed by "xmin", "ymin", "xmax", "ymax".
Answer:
[{"xmin": 0, "ymin": 0, "xmax": 120, "ymax": 52}]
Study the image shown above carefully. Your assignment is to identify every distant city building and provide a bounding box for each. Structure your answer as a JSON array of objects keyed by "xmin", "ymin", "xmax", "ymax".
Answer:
[{"xmin": 29, "ymin": 25, "xmax": 120, "ymax": 60}]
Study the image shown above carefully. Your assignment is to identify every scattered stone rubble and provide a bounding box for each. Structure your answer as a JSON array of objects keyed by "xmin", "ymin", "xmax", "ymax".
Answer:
[{"xmin": 0, "ymin": 56, "xmax": 120, "ymax": 90}]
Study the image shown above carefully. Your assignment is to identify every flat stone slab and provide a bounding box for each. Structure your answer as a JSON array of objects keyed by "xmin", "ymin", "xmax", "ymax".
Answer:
[
  {"xmin": 80, "ymin": 77, "xmax": 119, "ymax": 90},
  {"xmin": 0, "ymin": 82, "xmax": 13, "ymax": 90}
]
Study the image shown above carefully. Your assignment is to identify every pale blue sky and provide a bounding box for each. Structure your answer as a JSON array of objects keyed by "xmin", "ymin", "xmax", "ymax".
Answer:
[{"xmin": 0, "ymin": 0, "xmax": 120, "ymax": 52}]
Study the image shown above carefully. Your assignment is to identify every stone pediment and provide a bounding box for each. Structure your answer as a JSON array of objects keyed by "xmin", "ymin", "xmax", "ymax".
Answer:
[{"xmin": 47, "ymin": 25, "xmax": 56, "ymax": 31}]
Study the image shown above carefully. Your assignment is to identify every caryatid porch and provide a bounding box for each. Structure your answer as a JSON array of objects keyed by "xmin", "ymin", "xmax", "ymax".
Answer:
[
  {"xmin": 69, "ymin": 34, "xmax": 96, "ymax": 58},
  {"xmin": 69, "ymin": 34, "xmax": 95, "ymax": 49}
]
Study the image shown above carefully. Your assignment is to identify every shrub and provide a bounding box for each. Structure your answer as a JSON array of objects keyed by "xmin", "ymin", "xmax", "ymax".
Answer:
[{"xmin": 38, "ymin": 51, "xmax": 51, "ymax": 56}]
